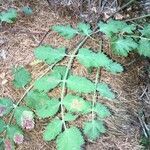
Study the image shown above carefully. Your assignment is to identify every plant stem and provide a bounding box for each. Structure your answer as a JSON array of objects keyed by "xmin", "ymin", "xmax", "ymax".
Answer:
[
  {"xmin": 123, "ymin": 35, "xmax": 150, "ymax": 40},
  {"xmin": 60, "ymin": 36, "xmax": 88, "ymax": 130},
  {"xmin": 4, "ymin": 63, "xmax": 56, "ymax": 139},
  {"xmin": 91, "ymin": 68, "xmax": 100, "ymax": 121},
  {"xmin": 125, "ymin": 14, "xmax": 150, "ymax": 22}
]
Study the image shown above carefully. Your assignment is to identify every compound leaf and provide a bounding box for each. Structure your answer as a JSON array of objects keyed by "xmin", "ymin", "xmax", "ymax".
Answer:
[
  {"xmin": 63, "ymin": 94, "xmax": 91, "ymax": 114},
  {"xmin": 98, "ymin": 20, "xmax": 136, "ymax": 37},
  {"xmin": 0, "ymin": 8, "xmax": 17, "ymax": 23},
  {"xmin": 13, "ymin": 67, "xmax": 31, "ymax": 88},
  {"xmin": 137, "ymin": 39, "xmax": 150, "ymax": 57},
  {"xmin": 56, "ymin": 127, "xmax": 84, "ymax": 150},
  {"xmin": 94, "ymin": 103, "xmax": 111, "ymax": 118},
  {"xmin": 0, "ymin": 98, "xmax": 14, "ymax": 116},
  {"xmin": 77, "ymin": 22, "xmax": 92, "ymax": 36},
  {"xmin": 35, "ymin": 98, "xmax": 60, "ymax": 118},
  {"xmin": 83, "ymin": 120, "xmax": 106, "ymax": 140},
  {"xmin": 67, "ymin": 75, "xmax": 95, "ymax": 93},
  {"xmin": 52, "ymin": 25, "xmax": 78, "ymax": 39},
  {"xmin": 64, "ymin": 113, "xmax": 78, "ymax": 121},
  {"xmin": 111, "ymin": 37, "xmax": 137, "ymax": 56},
  {"xmin": 34, "ymin": 72, "xmax": 61, "ymax": 92},
  {"xmin": 0, "ymin": 119, "xmax": 6, "ymax": 133},
  {"xmin": 34, "ymin": 45, "xmax": 66, "ymax": 64},
  {"xmin": 97, "ymin": 83, "xmax": 115, "ymax": 100},
  {"xmin": 43, "ymin": 118, "xmax": 63, "ymax": 141}
]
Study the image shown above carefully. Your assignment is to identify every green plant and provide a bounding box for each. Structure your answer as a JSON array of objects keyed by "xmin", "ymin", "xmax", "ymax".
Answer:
[{"xmin": 0, "ymin": 20, "xmax": 149, "ymax": 150}]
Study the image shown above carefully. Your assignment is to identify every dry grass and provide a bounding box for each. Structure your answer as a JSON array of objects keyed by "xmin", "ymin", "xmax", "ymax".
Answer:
[{"xmin": 0, "ymin": 0, "xmax": 145, "ymax": 149}]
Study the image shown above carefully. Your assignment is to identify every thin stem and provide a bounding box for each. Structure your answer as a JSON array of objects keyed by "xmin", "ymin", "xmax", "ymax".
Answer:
[
  {"xmin": 91, "ymin": 68, "xmax": 100, "ymax": 121},
  {"xmin": 123, "ymin": 35, "xmax": 150, "ymax": 40},
  {"xmin": 60, "ymin": 36, "xmax": 88, "ymax": 130},
  {"xmin": 125, "ymin": 14, "xmax": 150, "ymax": 22},
  {"xmin": 4, "ymin": 63, "xmax": 56, "ymax": 139}
]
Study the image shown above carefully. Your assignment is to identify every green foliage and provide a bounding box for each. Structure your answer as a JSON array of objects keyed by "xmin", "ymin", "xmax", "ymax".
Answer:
[
  {"xmin": 111, "ymin": 37, "xmax": 137, "ymax": 56},
  {"xmin": 94, "ymin": 103, "xmax": 111, "ymax": 118},
  {"xmin": 98, "ymin": 19, "xmax": 136, "ymax": 37},
  {"xmin": 34, "ymin": 72, "xmax": 61, "ymax": 92},
  {"xmin": 22, "ymin": 6, "xmax": 33, "ymax": 15},
  {"xmin": 63, "ymin": 94, "xmax": 91, "ymax": 114},
  {"xmin": 56, "ymin": 127, "xmax": 84, "ymax": 150},
  {"xmin": 34, "ymin": 45, "xmax": 66, "ymax": 64},
  {"xmin": 52, "ymin": 25, "xmax": 78, "ymax": 39},
  {"xmin": 67, "ymin": 75, "xmax": 95, "ymax": 93},
  {"xmin": 2, "ymin": 19, "xmax": 149, "ymax": 150},
  {"xmin": 77, "ymin": 23, "xmax": 92, "ymax": 36},
  {"xmin": 77, "ymin": 48, "xmax": 124, "ymax": 73},
  {"xmin": 139, "ymin": 24, "xmax": 150, "ymax": 38},
  {"xmin": 13, "ymin": 67, "xmax": 31, "ymax": 88},
  {"xmin": 137, "ymin": 39, "xmax": 150, "ymax": 57},
  {"xmin": 14, "ymin": 106, "xmax": 34, "ymax": 129},
  {"xmin": 97, "ymin": 83, "xmax": 115, "ymax": 100},
  {"xmin": 99, "ymin": 19, "xmax": 150, "ymax": 58},
  {"xmin": 83, "ymin": 120, "xmax": 106, "ymax": 140},
  {"xmin": 64, "ymin": 113, "xmax": 78, "ymax": 121},
  {"xmin": 0, "ymin": 98, "xmax": 14, "ymax": 116},
  {"xmin": 0, "ymin": 119, "xmax": 6, "ymax": 133},
  {"xmin": 0, "ymin": 8, "xmax": 17, "ymax": 23},
  {"xmin": 24, "ymin": 90, "xmax": 60, "ymax": 118},
  {"xmin": 43, "ymin": 118, "xmax": 63, "ymax": 141}
]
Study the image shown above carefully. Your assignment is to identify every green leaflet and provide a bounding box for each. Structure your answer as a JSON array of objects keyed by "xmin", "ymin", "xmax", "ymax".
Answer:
[
  {"xmin": 0, "ymin": 98, "xmax": 14, "ymax": 116},
  {"xmin": 111, "ymin": 37, "xmax": 138, "ymax": 56},
  {"xmin": 137, "ymin": 39, "xmax": 150, "ymax": 57},
  {"xmin": 104, "ymin": 61, "xmax": 124, "ymax": 74},
  {"xmin": 34, "ymin": 72, "xmax": 61, "ymax": 92},
  {"xmin": 67, "ymin": 75, "xmax": 95, "ymax": 93},
  {"xmin": 22, "ymin": 6, "xmax": 33, "ymax": 15},
  {"xmin": 13, "ymin": 67, "xmax": 31, "ymax": 88},
  {"xmin": 139, "ymin": 24, "xmax": 150, "ymax": 38},
  {"xmin": 77, "ymin": 22, "xmax": 92, "ymax": 36},
  {"xmin": 0, "ymin": 8, "xmax": 17, "ymax": 23},
  {"xmin": 6, "ymin": 125, "xmax": 23, "ymax": 144},
  {"xmin": 98, "ymin": 19, "xmax": 136, "ymax": 37},
  {"xmin": 34, "ymin": 45, "xmax": 66, "ymax": 64},
  {"xmin": 77, "ymin": 48, "xmax": 111, "ymax": 68},
  {"xmin": 94, "ymin": 103, "xmax": 111, "ymax": 118},
  {"xmin": 24, "ymin": 90, "xmax": 60, "ymax": 118},
  {"xmin": 35, "ymin": 98, "xmax": 60, "ymax": 118},
  {"xmin": 52, "ymin": 25, "xmax": 78, "ymax": 39},
  {"xmin": 97, "ymin": 83, "xmax": 115, "ymax": 100},
  {"xmin": 63, "ymin": 94, "xmax": 91, "ymax": 114},
  {"xmin": 14, "ymin": 106, "xmax": 34, "ymax": 128},
  {"xmin": 77, "ymin": 48, "xmax": 123, "ymax": 73},
  {"xmin": 56, "ymin": 127, "xmax": 84, "ymax": 150},
  {"xmin": 83, "ymin": 120, "xmax": 106, "ymax": 140},
  {"xmin": 43, "ymin": 118, "xmax": 63, "ymax": 141},
  {"xmin": 24, "ymin": 90, "xmax": 50, "ymax": 109},
  {"xmin": 52, "ymin": 65, "xmax": 67, "ymax": 79},
  {"xmin": 0, "ymin": 138, "xmax": 4, "ymax": 150},
  {"xmin": 0, "ymin": 119, "xmax": 6, "ymax": 133},
  {"xmin": 64, "ymin": 113, "xmax": 78, "ymax": 121}
]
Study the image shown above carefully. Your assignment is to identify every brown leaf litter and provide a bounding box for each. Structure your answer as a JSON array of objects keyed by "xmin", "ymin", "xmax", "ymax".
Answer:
[{"xmin": 0, "ymin": 0, "xmax": 146, "ymax": 149}]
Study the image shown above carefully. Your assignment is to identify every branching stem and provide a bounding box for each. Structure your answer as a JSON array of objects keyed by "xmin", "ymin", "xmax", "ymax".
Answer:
[{"xmin": 60, "ymin": 36, "xmax": 88, "ymax": 130}]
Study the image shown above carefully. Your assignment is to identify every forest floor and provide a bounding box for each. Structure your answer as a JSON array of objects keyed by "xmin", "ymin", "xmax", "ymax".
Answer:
[{"xmin": 0, "ymin": 0, "xmax": 149, "ymax": 150}]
